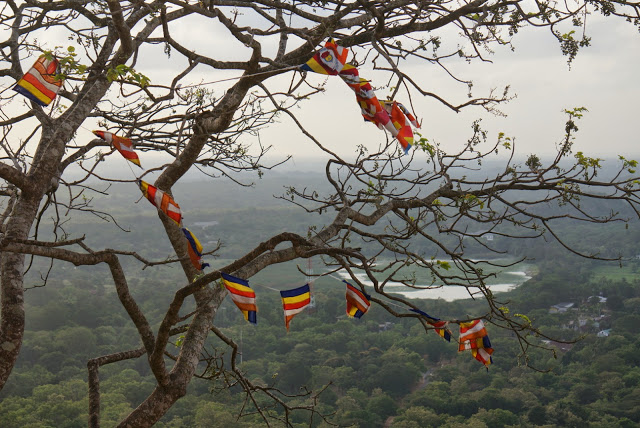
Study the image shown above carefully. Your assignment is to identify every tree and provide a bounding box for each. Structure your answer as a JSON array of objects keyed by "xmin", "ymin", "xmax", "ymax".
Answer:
[{"xmin": 1, "ymin": 1, "xmax": 640, "ymax": 426}]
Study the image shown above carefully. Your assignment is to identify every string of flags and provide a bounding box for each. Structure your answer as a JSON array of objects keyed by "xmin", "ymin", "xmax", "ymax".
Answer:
[
  {"xmin": 300, "ymin": 39, "xmax": 421, "ymax": 154},
  {"xmin": 92, "ymin": 131, "xmax": 211, "ymax": 272},
  {"xmin": 219, "ymin": 273, "xmax": 492, "ymax": 368},
  {"xmin": 86, "ymin": 127, "xmax": 492, "ymax": 368},
  {"xmin": 90, "ymin": 127, "xmax": 492, "ymax": 368},
  {"xmin": 12, "ymin": 46, "xmax": 488, "ymax": 368}
]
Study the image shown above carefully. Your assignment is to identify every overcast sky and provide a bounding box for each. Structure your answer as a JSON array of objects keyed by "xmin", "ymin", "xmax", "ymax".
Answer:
[
  {"xmin": 260, "ymin": 16, "xmax": 640, "ymax": 167},
  {"xmin": 4, "ymin": 8, "xmax": 639, "ymax": 177}
]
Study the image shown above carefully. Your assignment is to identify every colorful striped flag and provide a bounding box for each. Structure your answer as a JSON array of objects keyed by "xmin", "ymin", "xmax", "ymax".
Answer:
[
  {"xmin": 222, "ymin": 272, "xmax": 257, "ymax": 324},
  {"xmin": 339, "ymin": 64, "xmax": 396, "ymax": 134},
  {"xmin": 344, "ymin": 280, "xmax": 371, "ymax": 319},
  {"xmin": 93, "ymin": 130, "xmax": 142, "ymax": 168},
  {"xmin": 280, "ymin": 284, "xmax": 311, "ymax": 331},
  {"xmin": 396, "ymin": 102, "xmax": 421, "ymax": 129},
  {"xmin": 339, "ymin": 64, "xmax": 417, "ymax": 154},
  {"xmin": 409, "ymin": 308, "xmax": 452, "ymax": 342},
  {"xmin": 389, "ymin": 101, "xmax": 413, "ymax": 154},
  {"xmin": 459, "ymin": 319, "xmax": 493, "ymax": 367},
  {"xmin": 181, "ymin": 227, "xmax": 209, "ymax": 271},
  {"xmin": 13, "ymin": 55, "xmax": 62, "ymax": 107},
  {"xmin": 300, "ymin": 38, "xmax": 348, "ymax": 75},
  {"xmin": 138, "ymin": 180, "xmax": 182, "ymax": 226},
  {"xmin": 380, "ymin": 100, "xmax": 417, "ymax": 154}
]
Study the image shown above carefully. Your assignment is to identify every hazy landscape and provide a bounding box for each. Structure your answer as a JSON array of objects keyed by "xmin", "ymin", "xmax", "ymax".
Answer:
[
  {"xmin": 1, "ymin": 167, "xmax": 640, "ymax": 427},
  {"xmin": 4, "ymin": 2, "xmax": 640, "ymax": 426}
]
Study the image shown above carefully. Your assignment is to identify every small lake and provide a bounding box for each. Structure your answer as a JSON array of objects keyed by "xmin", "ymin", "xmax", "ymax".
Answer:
[{"xmin": 335, "ymin": 261, "xmax": 534, "ymax": 301}]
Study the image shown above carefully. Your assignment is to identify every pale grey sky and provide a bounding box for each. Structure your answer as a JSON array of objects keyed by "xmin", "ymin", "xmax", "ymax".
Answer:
[
  {"xmin": 263, "ymin": 16, "xmax": 640, "ymax": 165},
  {"xmin": 4, "ymin": 8, "xmax": 639, "ymax": 178}
]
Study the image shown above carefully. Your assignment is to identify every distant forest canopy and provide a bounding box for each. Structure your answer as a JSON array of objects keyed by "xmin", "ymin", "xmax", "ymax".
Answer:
[
  {"xmin": 2, "ymin": 237, "xmax": 640, "ymax": 427},
  {"xmin": 65, "ymin": 155, "xmax": 640, "ymax": 181},
  {"xmin": 47, "ymin": 160, "xmax": 640, "ymax": 266},
  {"xmin": 4, "ymin": 158, "xmax": 639, "ymax": 426}
]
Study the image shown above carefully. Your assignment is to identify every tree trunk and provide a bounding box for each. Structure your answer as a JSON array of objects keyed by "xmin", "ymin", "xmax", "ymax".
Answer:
[{"xmin": 0, "ymin": 193, "xmax": 41, "ymax": 387}]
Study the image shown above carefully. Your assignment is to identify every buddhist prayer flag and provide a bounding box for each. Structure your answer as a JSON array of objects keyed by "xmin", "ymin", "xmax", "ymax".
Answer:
[
  {"xmin": 338, "ymin": 63, "xmax": 361, "ymax": 91},
  {"xmin": 280, "ymin": 284, "xmax": 311, "ymax": 331},
  {"xmin": 339, "ymin": 64, "xmax": 417, "ymax": 154},
  {"xmin": 380, "ymin": 100, "xmax": 418, "ymax": 154},
  {"xmin": 345, "ymin": 280, "xmax": 371, "ymax": 319},
  {"xmin": 300, "ymin": 38, "xmax": 348, "ymax": 75},
  {"xmin": 389, "ymin": 101, "xmax": 413, "ymax": 154},
  {"xmin": 409, "ymin": 308, "xmax": 452, "ymax": 342},
  {"xmin": 222, "ymin": 272, "xmax": 257, "ymax": 324},
  {"xmin": 458, "ymin": 319, "xmax": 488, "ymax": 344},
  {"xmin": 339, "ymin": 64, "xmax": 396, "ymax": 135},
  {"xmin": 459, "ymin": 319, "xmax": 493, "ymax": 368},
  {"xmin": 93, "ymin": 130, "xmax": 142, "ymax": 167},
  {"xmin": 396, "ymin": 102, "xmax": 421, "ymax": 129},
  {"xmin": 182, "ymin": 227, "xmax": 209, "ymax": 271},
  {"xmin": 138, "ymin": 180, "xmax": 182, "ymax": 226},
  {"xmin": 13, "ymin": 55, "xmax": 62, "ymax": 107}
]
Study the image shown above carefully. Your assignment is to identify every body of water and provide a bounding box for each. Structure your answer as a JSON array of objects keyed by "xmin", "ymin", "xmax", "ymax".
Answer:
[{"xmin": 335, "ymin": 265, "xmax": 533, "ymax": 301}]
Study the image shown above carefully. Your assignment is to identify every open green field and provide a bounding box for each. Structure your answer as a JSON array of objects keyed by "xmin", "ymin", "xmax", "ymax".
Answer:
[{"xmin": 591, "ymin": 262, "xmax": 640, "ymax": 282}]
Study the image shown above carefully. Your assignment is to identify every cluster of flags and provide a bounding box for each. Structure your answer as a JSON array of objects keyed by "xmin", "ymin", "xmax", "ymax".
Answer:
[
  {"xmin": 300, "ymin": 39, "xmax": 421, "ymax": 154},
  {"xmin": 219, "ymin": 272, "xmax": 492, "ymax": 368},
  {"xmin": 91, "ymin": 131, "xmax": 209, "ymax": 272},
  {"xmin": 13, "ymin": 41, "xmax": 420, "ymax": 153},
  {"xmin": 221, "ymin": 274, "xmax": 372, "ymax": 330},
  {"xmin": 13, "ymin": 42, "xmax": 419, "ymax": 154},
  {"xmin": 13, "ymin": 55, "xmax": 63, "ymax": 107}
]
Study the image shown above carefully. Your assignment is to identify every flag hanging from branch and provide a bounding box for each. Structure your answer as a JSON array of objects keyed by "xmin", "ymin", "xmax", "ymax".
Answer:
[
  {"xmin": 458, "ymin": 319, "xmax": 494, "ymax": 368},
  {"xmin": 299, "ymin": 38, "xmax": 349, "ymax": 75},
  {"xmin": 138, "ymin": 180, "xmax": 182, "ymax": 226},
  {"xmin": 389, "ymin": 101, "xmax": 414, "ymax": 154},
  {"xmin": 280, "ymin": 284, "xmax": 311, "ymax": 331},
  {"xmin": 381, "ymin": 100, "xmax": 419, "ymax": 154},
  {"xmin": 222, "ymin": 272, "xmax": 257, "ymax": 324},
  {"xmin": 299, "ymin": 38, "xmax": 420, "ymax": 155},
  {"xmin": 344, "ymin": 280, "xmax": 371, "ymax": 319},
  {"xmin": 339, "ymin": 65, "xmax": 417, "ymax": 154},
  {"xmin": 13, "ymin": 55, "xmax": 62, "ymax": 107},
  {"xmin": 339, "ymin": 64, "xmax": 396, "ymax": 134},
  {"xmin": 182, "ymin": 227, "xmax": 209, "ymax": 271},
  {"xmin": 409, "ymin": 308, "xmax": 452, "ymax": 342},
  {"xmin": 93, "ymin": 130, "xmax": 142, "ymax": 168},
  {"xmin": 395, "ymin": 102, "xmax": 421, "ymax": 129}
]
